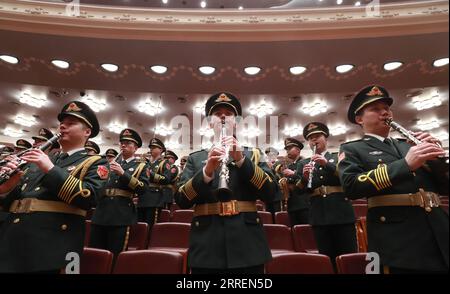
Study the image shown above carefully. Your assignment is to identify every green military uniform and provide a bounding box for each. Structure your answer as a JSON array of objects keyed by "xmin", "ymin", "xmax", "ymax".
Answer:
[
  {"xmin": 90, "ymin": 129, "xmax": 148, "ymax": 258},
  {"xmin": 162, "ymin": 150, "xmax": 179, "ymax": 210},
  {"xmin": 298, "ymin": 122, "xmax": 357, "ymax": 269},
  {"xmin": 175, "ymin": 92, "xmax": 277, "ymax": 273},
  {"xmin": 85, "ymin": 140, "xmax": 100, "ymax": 155},
  {"xmin": 283, "ymin": 138, "xmax": 310, "ymax": 226},
  {"xmin": 264, "ymin": 148, "xmax": 282, "ymax": 221},
  {"xmin": 338, "ymin": 85, "xmax": 449, "ymax": 273},
  {"xmin": 0, "ymin": 101, "xmax": 108, "ymax": 272},
  {"xmin": 138, "ymin": 138, "xmax": 177, "ymax": 228}
]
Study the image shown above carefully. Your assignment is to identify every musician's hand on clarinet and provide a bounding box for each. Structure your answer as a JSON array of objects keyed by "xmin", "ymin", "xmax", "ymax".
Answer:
[
  {"xmin": 410, "ymin": 131, "xmax": 443, "ymax": 148},
  {"xmin": 20, "ymin": 149, "xmax": 54, "ymax": 173},
  {"xmin": 282, "ymin": 168, "xmax": 295, "ymax": 177},
  {"xmin": 222, "ymin": 136, "xmax": 243, "ymax": 162},
  {"xmin": 0, "ymin": 162, "xmax": 23, "ymax": 194},
  {"xmin": 302, "ymin": 163, "xmax": 313, "ymax": 179},
  {"xmin": 311, "ymin": 154, "xmax": 328, "ymax": 166},
  {"xmin": 405, "ymin": 142, "xmax": 446, "ymax": 171},
  {"xmin": 109, "ymin": 160, "xmax": 124, "ymax": 176},
  {"xmin": 205, "ymin": 146, "xmax": 225, "ymax": 177}
]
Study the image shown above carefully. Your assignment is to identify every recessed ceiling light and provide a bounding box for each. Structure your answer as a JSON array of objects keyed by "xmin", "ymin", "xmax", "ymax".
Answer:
[
  {"xmin": 3, "ymin": 127, "xmax": 24, "ymax": 138},
  {"xmin": 336, "ymin": 64, "xmax": 354, "ymax": 74},
  {"xmin": 337, "ymin": 0, "xmax": 343, "ymax": 4},
  {"xmin": 51, "ymin": 59, "xmax": 70, "ymax": 69},
  {"xmin": 101, "ymin": 63, "xmax": 119, "ymax": 72},
  {"xmin": 433, "ymin": 57, "xmax": 449, "ymax": 67},
  {"xmin": 198, "ymin": 66, "xmax": 216, "ymax": 75},
  {"xmin": 238, "ymin": 6, "xmax": 243, "ymax": 10},
  {"xmin": 355, "ymin": 1, "xmax": 361, "ymax": 6},
  {"xmin": 289, "ymin": 66, "xmax": 307, "ymax": 75},
  {"xmin": 244, "ymin": 66, "xmax": 261, "ymax": 75},
  {"xmin": 162, "ymin": 0, "xmax": 168, "ymax": 4},
  {"xmin": 150, "ymin": 65, "xmax": 168, "ymax": 74},
  {"xmin": 200, "ymin": 1, "xmax": 206, "ymax": 8},
  {"xmin": 383, "ymin": 61, "xmax": 403, "ymax": 71},
  {"xmin": 0, "ymin": 55, "xmax": 19, "ymax": 64}
]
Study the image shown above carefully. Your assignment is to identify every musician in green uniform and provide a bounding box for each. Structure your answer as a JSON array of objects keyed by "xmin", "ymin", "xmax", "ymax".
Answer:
[
  {"xmin": 264, "ymin": 147, "xmax": 283, "ymax": 221},
  {"xmin": 0, "ymin": 101, "xmax": 108, "ymax": 273},
  {"xmin": 138, "ymin": 138, "xmax": 176, "ymax": 228},
  {"xmin": 176, "ymin": 92, "xmax": 276, "ymax": 274},
  {"xmin": 163, "ymin": 150, "xmax": 179, "ymax": 210},
  {"xmin": 299, "ymin": 122, "xmax": 357, "ymax": 270},
  {"xmin": 85, "ymin": 140, "xmax": 100, "ymax": 155},
  {"xmin": 14, "ymin": 139, "xmax": 32, "ymax": 154},
  {"xmin": 90, "ymin": 128, "xmax": 148, "ymax": 259},
  {"xmin": 338, "ymin": 85, "xmax": 449, "ymax": 273},
  {"xmin": 282, "ymin": 138, "xmax": 310, "ymax": 226},
  {"xmin": 104, "ymin": 148, "xmax": 119, "ymax": 164}
]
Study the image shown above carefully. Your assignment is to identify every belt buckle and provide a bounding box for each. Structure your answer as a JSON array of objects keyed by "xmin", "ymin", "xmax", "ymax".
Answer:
[
  {"xmin": 318, "ymin": 185, "xmax": 327, "ymax": 196},
  {"xmin": 14, "ymin": 198, "xmax": 33, "ymax": 213},
  {"xmin": 220, "ymin": 200, "xmax": 238, "ymax": 216}
]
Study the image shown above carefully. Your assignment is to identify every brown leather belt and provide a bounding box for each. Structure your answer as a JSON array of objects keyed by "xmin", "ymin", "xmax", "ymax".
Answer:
[
  {"xmin": 194, "ymin": 200, "xmax": 257, "ymax": 217},
  {"xmin": 368, "ymin": 189, "xmax": 440, "ymax": 212},
  {"xmin": 311, "ymin": 185, "xmax": 343, "ymax": 197},
  {"xmin": 104, "ymin": 188, "xmax": 134, "ymax": 198},
  {"xmin": 148, "ymin": 183, "xmax": 162, "ymax": 190},
  {"xmin": 9, "ymin": 198, "xmax": 86, "ymax": 217}
]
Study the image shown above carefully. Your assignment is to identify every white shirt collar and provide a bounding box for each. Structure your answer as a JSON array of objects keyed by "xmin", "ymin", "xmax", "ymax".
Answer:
[
  {"xmin": 64, "ymin": 147, "xmax": 85, "ymax": 156},
  {"xmin": 365, "ymin": 133, "xmax": 387, "ymax": 142},
  {"xmin": 123, "ymin": 156, "xmax": 135, "ymax": 163}
]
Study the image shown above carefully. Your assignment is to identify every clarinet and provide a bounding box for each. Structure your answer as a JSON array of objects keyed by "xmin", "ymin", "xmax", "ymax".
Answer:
[
  {"xmin": 0, "ymin": 133, "xmax": 61, "ymax": 185},
  {"xmin": 216, "ymin": 118, "xmax": 233, "ymax": 197},
  {"xmin": 307, "ymin": 144, "xmax": 317, "ymax": 189}
]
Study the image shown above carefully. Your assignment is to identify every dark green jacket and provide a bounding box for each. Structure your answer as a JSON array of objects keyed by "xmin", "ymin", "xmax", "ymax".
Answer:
[
  {"xmin": 338, "ymin": 135, "xmax": 449, "ymax": 271},
  {"xmin": 0, "ymin": 150, "xmax": 107, "ymax": 272},
  {"xmin": 285, "ymin": 159, "xmax": 310, "ymax": 212},
  {"xmin": 297, "ymin": 152, "xmax": 355, "ymax": 226},
  {"xmin": 92, "ymin": 157, "xmax": 148, "ymax": 226},
  {"xmin": 138, "ymin": 158, "xmax": 175, "ymax": 208},
  {"xmin": 175, "ymin": 147, "xmax": 276, "ymax": 269}
]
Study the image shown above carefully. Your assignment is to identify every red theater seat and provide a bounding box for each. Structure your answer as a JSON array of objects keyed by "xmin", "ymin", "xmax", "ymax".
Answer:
[
  {"xmin": 292, "ymin": 224, "xmax": 318, "ymax": 253},
  {"xmin": 265, "ymin": 252, "xmax": 334, "ymax": 274},
  {"xmin": 258, "ymin": 211, "xmax": 273, "ymax": 224},
  {"xmin": 263, "ymin": 224, "xmax": 295, "ymax": 255},
  {"xmin": 353, "ymin": 204, "xmax": 368, "ymax": 219},
  {"xmin": 158, "ymin": 209, "xmax": 171, "ymax": 223},
  {"xmin": 148, "ymin": 222, "xmax": 190, "ymax": 252},
  {"xmin": 274, "ymin": 211, "xmax": 290, "ymax": 227},
  {"xmin": 113, "ymin": 250, "xmax": 184, "ymax": 274},
  {"xmin": 127, "ymin": 222, "xmax": 149, "ymax": 251},
  {"xmin": 80, "ymin": 248, "xmax": 113, "ymax": 274},
  {"xmin": 171, "ymin": 210, "xmax": 194, "ymax": 223},
  {"xmin": 336, "ymin": 253, "xmax": 371, "ymax": 274}
]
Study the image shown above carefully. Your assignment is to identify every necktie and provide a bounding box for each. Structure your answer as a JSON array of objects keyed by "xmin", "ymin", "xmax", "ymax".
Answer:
[{"xmin": 55, "ymin": 152, "xmax": 68, "ymax": 164}]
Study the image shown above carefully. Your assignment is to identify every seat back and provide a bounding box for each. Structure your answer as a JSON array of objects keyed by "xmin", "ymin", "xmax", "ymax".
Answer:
[
  {"xmin": 265, "ymin": 252, "xmax": 334, "ymax": 274},
  {"xmin": 127, "ymin": 222, "xmax": 149, "ymax": 250},
  {"xmin": 292, "ymin": 224, "xmax": 318, "ymax": 253},
  {"xmin": 171, "ymin": 210, "xmax": 194, "ymax": 223},
  {"xmin": 336, "ymin": 253, "xmax": 371, "ymax": 274},
  {"xmin": 263, "ymin": 224, "xmax": 294, "ymax": 252},
  {"xmin": 148, "ymin": 222, "xmax": 191, "ymax": 249},
  {"xmin": 114, "ymin": 250, "xmax": 184, "ymax": 274},
  {"xmin": 258, "ymin": 211, "xmax": 273, "ymax": 224},
  {"xmin": 80, "ymin": 248, "xmax": 113, "ymax": 274},
  {"xmin": 274, "ymin": 211, "xmax": 290, "ymax": 226},
  {"xmin": 158, "ymin": 209, "xmax": 171, "ymax": 223}
]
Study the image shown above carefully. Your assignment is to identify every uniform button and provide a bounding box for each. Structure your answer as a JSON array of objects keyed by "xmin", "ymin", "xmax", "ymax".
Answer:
[
  {"xmin": 344, "ymin": 197, "xmax": 349, "ymax": 201},
  {"xmin": 425, "ymin": 207, "xmax": 432, "ymax": 212},
  {"xmin": 319, "ymin": 167, "xmax": 323, "ymax": 170},
  {"xmin": 320, "ymin": 176, "xmax": 324, "ymax": 179},
  {"xmin": 128, "ymin": 203, "xmax": 131, "ymax": 206},
  {"xmin": 110, "ymin": 197, "xmax": 114, "ymax": 200},
  {"xmin": 380, "ymin": 216, "xmax": 386, "ymax": 222},
  {"xmin": 34, "ymin": 187, "xmax": 40, "ymax": 191},
  {"xmin": 61, "ymin": 224, "xmax": 68, "ymax": 230},
  {"xmin": 13, "ymin": 218, "xmax": 20, "ymax": 224},
  {"xmin": 195, "ymin": 221, "xmax": 199, "ymax": 227},
  {"xmin": 322, "ymin": 195, "xmax": 327, "ymax": 198},
  {"xmin": 412, "ymin": 172, "xmax": 416, "ymax": 177},
  {"xmin": 256, "ymin": 218, "xmax": 260, "ymax": 224},
  {"xmin": 115, "ymin": 180, "xmax": 118, "ymax": 184},
  {"xmin": 378, "ymin": 159, "xmax": 382, "ymax": 162}
]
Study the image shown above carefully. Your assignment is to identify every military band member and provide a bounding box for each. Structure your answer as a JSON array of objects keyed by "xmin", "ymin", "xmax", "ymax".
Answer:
[
  {"xmin": 104, "ymin": 148, "xmax": 119, "ymax": 163},
  {"xmin": 85, "ymin": 140, "xmax": 100, "ymax": 155},
  {"xmin": 163, "ymin": 150, "xmax": 179, "ymax": 210},
  {"xmin": 0, "ymin": 101, "xmax": 108, "ymax": 273},
  {"xmin": 14, "ymin": 139, "xmax": 32, "ymax": 153},
  {"xmin": 299, "ymin": 122, "xmax": 357, "ymax": 270},
  {"xmin": 138, "ymin": 138, "xmax": 175, "ymax": 229},
  {"xmin": 338, "ymin": 85, "xmax": 449, "ymax": 273},
  {"xmin": 264, "ymin": 147, "xmax": 283, "ymax": 221},
  {"xmin": 176, "ymin": 92, "xmax": 276, "ymax": 274},
  {"xmin": 90, "ymin": 129, "xmax": 148, "ymax": 260},
  {"xmin": 180, "ymin": 156, "xmax": 188, "ymax": 172},
  {"xmin": 32, "ymin": 128, "xmax": 61, "ymax": 151},
  {"xmin": 283, "ymin": 138, "xmax": 310, "ymax": 226}
]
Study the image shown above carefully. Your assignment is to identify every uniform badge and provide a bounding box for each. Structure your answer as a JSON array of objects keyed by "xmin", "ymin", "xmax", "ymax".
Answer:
[
  {"xmin": 97, "ymin": 165, "xmax": 109, "ymax": 180},
  {"xmin": 67, "ymin": 166, "xmax": 76, "ymax": 172},
  {"xmin": 215, "ymin": 93, "xmax": 231, "ymax": 102},
  {"xmin": 128, "ymin": 167, "xmax": 134, "ymax": 172},
  {"xmin": 338, "ymin": 152, "xmax": 346, "ymax": 163},
  {"xmin": 329, "ymin": 159, "xmax": 335, "ymax": 163},
  {"xmin": 66, "ymin": 102, "xmax": 82, "ymax": 112},
  {"xmin": 369, "ymin": 151, "xmax": 383, "ymax": 155}
]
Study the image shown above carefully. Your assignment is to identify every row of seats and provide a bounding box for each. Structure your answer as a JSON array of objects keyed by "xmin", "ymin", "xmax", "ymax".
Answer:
[{"xmin": 80, "ymin": 248, "xmax": 372, "ymax": 274}]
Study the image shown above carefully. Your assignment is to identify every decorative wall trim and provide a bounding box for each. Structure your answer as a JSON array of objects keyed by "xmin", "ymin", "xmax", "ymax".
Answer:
[{"xmin": 0, "ymin": 0, "xmax": 448, "ymax": 41}]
